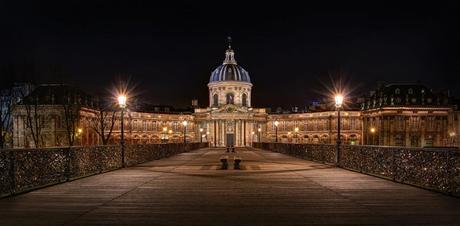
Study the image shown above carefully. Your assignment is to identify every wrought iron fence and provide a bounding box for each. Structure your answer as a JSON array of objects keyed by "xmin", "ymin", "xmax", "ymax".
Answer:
[
  {"xmin": 0, "ymin": 142, "xmax": 208, "ymax": 198},
  {"xmin": 253, "ymin": 142, "xmax": 460, "ymax": 197}
]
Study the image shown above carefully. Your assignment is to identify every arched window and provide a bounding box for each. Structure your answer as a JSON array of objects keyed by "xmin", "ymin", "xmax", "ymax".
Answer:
[
  {"xmin": 242, "ymin": 93, "xmax": 248, "ymax": 106},
  {"xmin": 226, "ymin": 93, "xmax": 234, "ymax": 104},
  {"xmin": 395, "ymin": 88, "xmax": 400, "ymax": 94},
  {"xmin": 213, "ymin": 94, "xmax": 218, "ymax": 107},
  {"xmin": 408, "ymin": 88, "xmax": 413, "ymax": 94}
]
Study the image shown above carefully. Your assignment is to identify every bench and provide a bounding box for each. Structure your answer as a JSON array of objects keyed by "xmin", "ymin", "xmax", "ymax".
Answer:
[
  {"xmin": 220, "ymin": 156, "xmax": 229, "ymax": 169},
  {"xmin": 233, "ymin": 156, "xmax": 242, "ymax": 169}
]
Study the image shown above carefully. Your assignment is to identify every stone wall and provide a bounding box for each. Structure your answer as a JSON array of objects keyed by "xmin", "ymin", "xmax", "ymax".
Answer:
[
  {"xmin": 253, "ymin": 142, "xmax": 460, "ymax": 197},
  {"xmin": 0, "ymin": 143, "xmax": 208, "ymax": 198}
]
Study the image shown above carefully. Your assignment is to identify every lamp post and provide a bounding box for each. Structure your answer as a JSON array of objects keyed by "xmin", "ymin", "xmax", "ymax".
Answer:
[
  {"xmin": 162, "ymin": 127, "xmax": 167, "ymax": 143},
  {"xmin": 77, "ymin": 128, "xmax": 83, "ymax": 146},
  {"xmin": 334, "ymin": 94, "xmax": 343, "ymax": 166},
  {"xmin": 118, "ymin": 95, "xmax": 127, "ymax": 168},
  {"xmin": 257, "ymin": 127, "xmax": 262, "ymax": 143},
  {"xmin": 274, "ymin": 121, "xmax": 279, "ymax": 142},
  {"xmin": 199, "ymin": 128, "xmax": 203, "ymax": 143},
  {"xmin": 449, "ymin": 132, "xmax": 456, "ymax": 146},
  {"xmin": 370, "ymin": 127, "xmax": 376, "ymax": 145},
  {"xmin": 182, "ymin": 120, "xmax": 188, "ymax": 144},
  {"xmin": 294, "ymin": 127, "xmax": 299, "ymax": 143}
]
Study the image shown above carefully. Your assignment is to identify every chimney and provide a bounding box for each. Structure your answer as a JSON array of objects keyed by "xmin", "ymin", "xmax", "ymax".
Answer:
[{"xmin": 191, "ymin": 99, "xmax": 198, "ymax": 108}]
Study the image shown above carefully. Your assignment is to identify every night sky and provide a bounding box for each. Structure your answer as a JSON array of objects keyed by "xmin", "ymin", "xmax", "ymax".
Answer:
[{"xmin": 1, "ymin": 1, "xmax": 459, "ymax": 108}]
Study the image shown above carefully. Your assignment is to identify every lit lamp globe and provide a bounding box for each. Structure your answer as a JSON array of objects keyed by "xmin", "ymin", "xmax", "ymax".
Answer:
[
  {"xmin": 118, "ymin": 95, "xmax": 127, "ymax": 108},
  {"xmin": 334, "ymin": 94, "xmax": 343, "ymax": 108}
]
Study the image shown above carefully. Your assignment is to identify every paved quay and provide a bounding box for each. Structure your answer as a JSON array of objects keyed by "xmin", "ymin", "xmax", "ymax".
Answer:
[{"xmin": 1, "ymin": 147, "xmax": 460, "ymax": 226}]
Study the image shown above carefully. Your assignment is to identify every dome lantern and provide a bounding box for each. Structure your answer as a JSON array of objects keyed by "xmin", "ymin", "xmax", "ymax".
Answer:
[{"xmin": 209, "ymin": 38, "xmax": 251, "ymax": 84}]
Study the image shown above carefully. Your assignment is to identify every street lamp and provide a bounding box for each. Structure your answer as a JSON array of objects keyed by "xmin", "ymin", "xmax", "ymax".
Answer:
[
  {"xmin": 257, "ymin": 127, "xmax": 262, "ymax": 143},
  {"xmin": 449, "ymin": 132, "xmax": 456, "ymax": 146},
  {"xmin": 334, "ymin": 94, "xmax": 344, "ymax": 165},
  {"xmin": 77, "ymin": 128, "xmax": 83, "ymax": 146},
  {"xmin": 274, "ymin": 121, "xmax": 279, "ymax": 142},
  {"xmin": 168, "ymin": 129, "xmax": 172, "ymax": 142},
  {"xmin": 182, "ymin": 120, "xmax": 188, "ymax": 144},
  {"xmin": 162, "ymin": 127, "xmax": 167, "ymax": 143},
  {"xmin": 294, "ymin": 127, "xmax": 299, "ymax": 143},
  {"xmin": 199, "ymin": 128, "xmax": 203, "ymax": 143},
  {"xmin": 370, "ymin": 127, "xmax": 376, "ymax": 145},
  {"xmin": 118, "ymin": 94, "xmax": 127, "ymax": 168}
]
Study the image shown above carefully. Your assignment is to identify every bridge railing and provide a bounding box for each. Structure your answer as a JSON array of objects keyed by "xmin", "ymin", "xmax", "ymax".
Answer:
[
  {"xmin": 0, "ymin": 142, "xmax": 208, "ymax": 198},
  {"xmin": 253, "ymin": 142, "xmax": 460, "ymax": 197}
]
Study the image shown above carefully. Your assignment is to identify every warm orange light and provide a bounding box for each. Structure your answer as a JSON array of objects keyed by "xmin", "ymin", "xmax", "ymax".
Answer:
[
  {"xmin": 294, "ymin": 127, "xmax": 299, "ymax": 133},
  {"xmin": 370, "ymin": 127, "xmax": 376, "ymax": 133},
  {"xmin": 334, "ymin": 94, "xmax": 344, "ymax": 108},
  {"xmin": 163, "ymin": 127, "xmax": 167, "ymax": 132},
  {"xmin": 118, "ymin": 95, "xmax": 127, "ymax": 108},
  {"xmin": 182, "ymin": 120, "xmax": 188, "ymax": 127},
  {"xmin": 274, "ymin": 121, "xmax": 279, "ymax": 127}
]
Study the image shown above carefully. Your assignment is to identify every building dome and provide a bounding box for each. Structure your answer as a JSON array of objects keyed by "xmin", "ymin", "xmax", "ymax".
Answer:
[{"xmin": 209, "ymin": 43, "xmax": 251, "ymax": 83}]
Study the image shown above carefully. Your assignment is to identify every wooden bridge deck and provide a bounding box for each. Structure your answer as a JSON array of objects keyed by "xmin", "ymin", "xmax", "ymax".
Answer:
[{"xmin": 1, "ymin": 148, "xmax": 459, "ymax": 225}]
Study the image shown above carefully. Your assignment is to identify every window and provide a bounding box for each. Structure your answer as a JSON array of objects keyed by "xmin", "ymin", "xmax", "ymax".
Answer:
[
  {"xmin": 226, "ymin": 93, "xmax": 234, "ymax": 104},
  {"xmin": 408, "ymin": 88, "xmax": 413, "ymax": 94},
  {"xmin": 242, "ymin": 93, "xmax": 248, "ymax": 106},
  {"xmin": 213, "ymin": 94, "xmax": 218, "ymax": 107},
  {"xmin": 395, "ymin": 88, "xmax": 400, "ymax": 94}
]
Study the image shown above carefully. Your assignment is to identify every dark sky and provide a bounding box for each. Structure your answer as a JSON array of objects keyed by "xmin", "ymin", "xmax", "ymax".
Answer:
[{"xmin": 1, "ymin": 1, "xmax": 459, "ymax": 108}]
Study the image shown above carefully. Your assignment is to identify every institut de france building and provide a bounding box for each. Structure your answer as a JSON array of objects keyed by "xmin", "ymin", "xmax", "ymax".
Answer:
[{"xmin": 11, "ymin": 43, "xmax": 460, "ymax": 149}]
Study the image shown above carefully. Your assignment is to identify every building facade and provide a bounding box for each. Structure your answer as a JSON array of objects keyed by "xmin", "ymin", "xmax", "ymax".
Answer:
[
  {"xmin": 361, "ymin": 84, "xmax": 453, "ymax": 147},
  {"xmin": 11, "ymin": 44, "xmax": 459, "ymax": 149}
]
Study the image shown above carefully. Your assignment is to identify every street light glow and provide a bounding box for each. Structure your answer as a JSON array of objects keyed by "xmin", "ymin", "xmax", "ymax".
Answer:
[
  {"xmin": 274, "ymin": 121, "xmax": 279, "ymax": 127},
  {"xmin": 370, "ymin": 127, "xmax": 376, "ymax": 133},
  {"xmin": 258, "ymin": 128, "xmax": 262, "ymax": 132},
  {"xmin": 294, "ymin": 127, "xmax": 299, "ymax": 133},
  {"xmin": 182, "ymin": 120, "xmax": 188, "ymax": 127},
  {"xmin": 118, "ymin": 95, "xmax": 127, "ymax": 108},
  {"xmin": 334, "ymin": 94, "xmax": 343, "ymax": 108},
  {"xmin": 199, "ymin": 128, "xmax": 203, "ymax": 132},
  {"xmin": 163, "ymin": 127, "xmax": 167, "ymax": 132}
]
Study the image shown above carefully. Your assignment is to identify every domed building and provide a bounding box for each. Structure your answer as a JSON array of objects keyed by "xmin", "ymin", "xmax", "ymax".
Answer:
[{"xmin": 194, "ymin": 41, "xmax": 268, "ymax": 147}]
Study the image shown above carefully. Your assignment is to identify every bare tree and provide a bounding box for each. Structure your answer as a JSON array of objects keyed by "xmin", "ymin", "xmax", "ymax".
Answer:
[
  {"xmin": 89, "ymin": 98, "xmax": 116, "ymax": 145},
  {"xmin": 0, "ymin": 88, "xmax": 14, "ymax": 149},
  {"xmin": 20, "ymin": 87, "xmax": 45, "ymax": 148},
  {"xmin": 62, "ymin": 93, "xmax": 80, "ymax": 146}
]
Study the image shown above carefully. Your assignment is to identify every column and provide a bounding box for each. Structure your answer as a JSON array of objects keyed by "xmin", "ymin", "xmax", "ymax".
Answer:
[{"xmin": 243, "ymin": 120, "xmax": 246, "ymax": 146}]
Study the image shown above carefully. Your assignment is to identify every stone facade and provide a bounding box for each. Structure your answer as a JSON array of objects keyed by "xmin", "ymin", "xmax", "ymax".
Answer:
[
  {"xmin": 266, "ymin": 111, "xmax": 362, "ymax": 145},
  {"xmin": 10, "ymin": 47, "xmax": 460, "ymax": 149}
]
